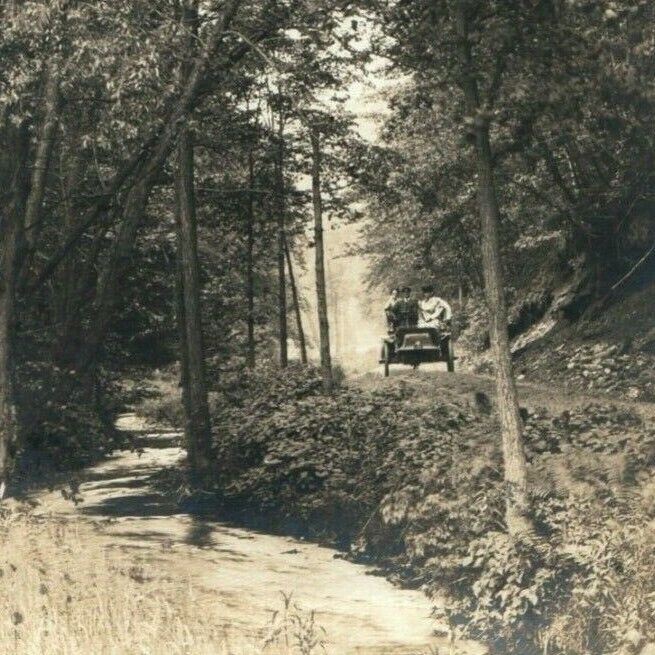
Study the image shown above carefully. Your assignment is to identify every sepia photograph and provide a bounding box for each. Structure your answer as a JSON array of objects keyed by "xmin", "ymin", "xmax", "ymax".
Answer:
[{"xmin": 1, "ymin": 1, "xmax": 654, "ymax": 653}]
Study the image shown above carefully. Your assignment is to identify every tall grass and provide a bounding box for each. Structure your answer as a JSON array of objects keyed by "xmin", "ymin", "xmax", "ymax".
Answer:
[{"xmin": 0, "ymin": 504, "xmax": 327, "ymax": 655}]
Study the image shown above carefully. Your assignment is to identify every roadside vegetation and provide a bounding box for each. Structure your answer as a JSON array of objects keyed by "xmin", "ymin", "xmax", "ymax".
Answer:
[{"xmin": 514, "ymin": 282, "xmax": 655, "ymax": 403}]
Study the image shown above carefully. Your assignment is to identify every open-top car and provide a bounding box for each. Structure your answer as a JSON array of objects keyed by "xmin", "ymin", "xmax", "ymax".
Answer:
[{"xmin": 379, "ymin": 326, "xmax": 455, "ymax": 377}]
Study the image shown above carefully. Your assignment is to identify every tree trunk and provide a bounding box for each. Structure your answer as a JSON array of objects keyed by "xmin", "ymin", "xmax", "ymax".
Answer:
[
  {"xmin": 310, "ymin": 128, "xmax": 333, "ymax": 391},
  {"xmin": 275, "ymin": 131, "xmax": 288, "ymax": 368},
  {"xmin": 53, "ymin": 127, "xmax": 85, "ymax": 363},
  {"xmin": 173, "ymin": 0, "xmax": 212, "ymax": 478},
  {"xmin": 175, "ymin": 126, "xmax": 212, "ymax": 478},
  {"xmin": 245, "ymin": 148, "xmax": 256, "ymax": 368},
  {"xmin": 75, "ymin": 179, "xmax": 150, "ymax": 373},
  {"xmin": 0, "ymin": 122, "xmax": 30, "ymax": 494},
  {"xmin": 174, "ymin": 204, "xmax": 192, "ymax": 458},
  {"xmin": 454, "ymin": 3, "xmax": 532, "ymax": 536},
  {"xmin": 0, "ymin": 234, "xmax": 19, "ymax": 497},
  {"xmin": 284, "ymin": 235, "xmax": 308, "ymax": 364},
  {"xmin": 24, "ymin": 66, "xmax": 60, "ymax": 248}
]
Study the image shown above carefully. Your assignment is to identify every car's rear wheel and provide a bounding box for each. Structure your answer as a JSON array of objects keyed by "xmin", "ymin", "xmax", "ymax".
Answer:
[
  {"xmin": 383, "ymin": 342, "xmax": 391, "ymax": 377},
  {"xmin": 447, "ymin": 338, "xmax": 455, "ymax": 373}
]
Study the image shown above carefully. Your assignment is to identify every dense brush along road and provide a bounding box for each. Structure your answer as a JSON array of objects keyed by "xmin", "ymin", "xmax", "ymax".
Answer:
[{"xmin": 30, "ymin": 412, "xmax": 485, "ymax": 655}]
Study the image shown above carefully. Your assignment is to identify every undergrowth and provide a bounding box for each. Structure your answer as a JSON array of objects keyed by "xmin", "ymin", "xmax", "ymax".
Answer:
[{"xmin": 12, "ymin": 362, "xmax": 128, "ymax": 488}]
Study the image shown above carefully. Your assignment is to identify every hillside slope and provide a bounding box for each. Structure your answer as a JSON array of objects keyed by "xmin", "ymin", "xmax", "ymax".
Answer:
[{"xmin": 513, "ymin": 280, "xmax": 655, "ymax": 401}]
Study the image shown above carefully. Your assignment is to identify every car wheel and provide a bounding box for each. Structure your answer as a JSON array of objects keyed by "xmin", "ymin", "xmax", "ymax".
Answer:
[
  {"xmin": 447, "ymin": 338, "xmax": 455, "ymax": 373},
  {"xmin": 383, "ymin": 341, "xmax": 390, "ymax": 377}
]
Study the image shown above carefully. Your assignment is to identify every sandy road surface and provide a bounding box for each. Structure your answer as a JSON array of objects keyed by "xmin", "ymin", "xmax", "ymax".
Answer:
[{"xmin": 31, "ymin": 413, "xmax": 484, "ymax": 655}]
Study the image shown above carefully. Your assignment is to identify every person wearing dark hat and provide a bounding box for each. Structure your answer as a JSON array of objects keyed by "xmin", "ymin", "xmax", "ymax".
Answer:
[{"xmin": 395, "ymin": 286, "xmax": 419, "ymax": 327}]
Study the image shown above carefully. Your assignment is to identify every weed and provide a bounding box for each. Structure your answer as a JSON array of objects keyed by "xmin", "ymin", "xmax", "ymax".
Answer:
[{"xmin": 262, "ymin": 592, "xmax": 328, "ymax": 655}]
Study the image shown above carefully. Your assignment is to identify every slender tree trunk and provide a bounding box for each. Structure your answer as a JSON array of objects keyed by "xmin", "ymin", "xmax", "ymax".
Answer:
[
  {"xmin": 175, "ymin": 126, "xmax": 212, "ymax": 478},
  {"xmin": 310, "ymin": 128, "xmax": 333, "ymax": 390},
  {"xmin": 275, "ymin": 130, "xmax": 288, "ymax": 368},
  {"xmin": 53, "ymin": 127, "xmax": 85, "ymax": 362},
  {"xmin": 454, "ymin": 3, "xmax": 532, "ymax": 536},
  {"xmin": 75, "ymin": 179, "xmax": 150, "ymax": 373},
  {"xmin": 0, "ymin": 122, "xmax": 29, "ymax": 494},
  {"xmin": 277, "ymin": 215, "xmax": 288, "ymax": 367},
  {"xmin": 174, "ymin": 227, "xmax": 191, "ymax": 445},
  {"xmin": 173, "ymin": 0, "xmax": 212, "ymax": 478},
  {"xmin": 0, "ymin": 234, "xmax": 19, "ymax": 497},
  {"xmin": 537, "ymin": 137, "xmax": 577, "ymax": 206},
  {"xmin": 284, "ymin": 235, "xmax": 308, "ymax": 364},
  {"xmin": 245, "ymin": 149, "xmax": 256, "ymax": 368},
  {"xmin": 24, "ymin": 66, "xmax": 60, "ymax": 248}
]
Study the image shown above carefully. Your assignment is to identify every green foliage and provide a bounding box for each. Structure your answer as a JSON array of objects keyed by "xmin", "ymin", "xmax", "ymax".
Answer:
[
  {"xmin": 211, "ymin": 364, "xmax": 402, "ymax": 542},
  {"xmin": 358, "ymin": 0, "xmax": 655, "ymax": 338},
  {"xmin": 13, "ymin": 360, "xmax": 126, "ymax": 479}
]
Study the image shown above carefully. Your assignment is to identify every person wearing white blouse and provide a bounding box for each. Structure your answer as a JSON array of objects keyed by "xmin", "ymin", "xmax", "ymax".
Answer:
[{"xmin": 418, "ymin": 285, "xmax": 452, "ymax": 329}]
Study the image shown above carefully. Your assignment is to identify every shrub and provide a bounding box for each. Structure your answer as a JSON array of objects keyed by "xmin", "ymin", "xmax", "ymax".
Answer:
[
  {"xmin": 212, "ymin": 366, "xmax": 411, "ymax": 544},
  {"xmin": 12, "ymin": 361, "xmax": 127, "ymax": 484}
]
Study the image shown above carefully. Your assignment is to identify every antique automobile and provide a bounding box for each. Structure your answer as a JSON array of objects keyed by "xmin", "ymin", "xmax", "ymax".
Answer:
[{"xmin": 379, "ymin": 326, "xmax": 455, "ymax": 377}]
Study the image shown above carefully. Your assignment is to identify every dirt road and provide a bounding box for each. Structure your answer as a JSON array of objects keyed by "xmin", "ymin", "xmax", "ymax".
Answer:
[
  {"xmin": 356, "ymin": 363, "xmax": 655, "ymax": 420},
  {"xmin": 31, "ymin": 413, "xmax": 484, "ymax": 655}
]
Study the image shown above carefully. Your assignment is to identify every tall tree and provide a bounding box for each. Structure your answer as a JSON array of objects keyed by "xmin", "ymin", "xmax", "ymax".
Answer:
[
  {"xmin": 310, "ymin": 127, "xmax": 333, "ymax": 390},
  {"xmin": 367, "ymin": 0, "xmax": 542, "ymax": 534},
  {"xmin": 284, "ymin": 235, "xmax": 308, "ymax": 364},
  {"xmin": 453, "ymin": 1, "xmax": 531, "ymax": 535},
  {"xmin": 274, "ymin": 118, "xmax": 288, "ymax": 368},
  {"xmin": 174, "ymin": 0, "xmax": 212, "ymax": 478},
  {"xmin": 245, "ymin": 146, "xmax": 257, "ymax": 368},
  {"xmin": 175, "ymin": 125, "xmax": 212, "ymax": 477}
]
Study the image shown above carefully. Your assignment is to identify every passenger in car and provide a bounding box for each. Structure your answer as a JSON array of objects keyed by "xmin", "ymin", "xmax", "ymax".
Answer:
[
  {"xmin": 418, "ymin": 285, "xmax": 452, "ymax": 329},
  {"xmin": 395, "ymin": 286, "xmax": 419, "ymax": 327},
  {"xmin": 384, "ymin": 287, "xmax": 400, "ymax": 332}
]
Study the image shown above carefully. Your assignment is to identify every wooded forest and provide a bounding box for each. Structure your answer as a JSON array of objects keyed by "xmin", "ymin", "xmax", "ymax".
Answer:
[{"xmin": 1, "ymin": 2, "xmax": 655, "ymax": 654}]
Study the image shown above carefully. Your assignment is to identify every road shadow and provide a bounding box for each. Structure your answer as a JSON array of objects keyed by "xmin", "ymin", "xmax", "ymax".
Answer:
[
  {"xmin": 185, "ymin": 517, "xmax": 215, "ymax": 548},
  {"xmin": 79, "ymin": 492, "xmax": 179, "ymax": 518}
]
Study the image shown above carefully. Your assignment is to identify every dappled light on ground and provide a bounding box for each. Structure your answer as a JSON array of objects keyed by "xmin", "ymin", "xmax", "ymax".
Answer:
[{"xmin": 11, "ymin": 413, "xmax": 483, "ymax": 655}]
